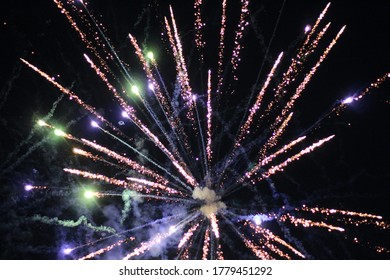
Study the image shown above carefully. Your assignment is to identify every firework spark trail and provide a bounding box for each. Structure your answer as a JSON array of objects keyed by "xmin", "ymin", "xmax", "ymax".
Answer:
[
  {"xmin": 335, "ymin": 72, "xmax": 390, "ymax": 111},
  {"xmin": 223, "ymin": 215, "xmax": 272, "ymax": 259},
  {"xmin": 149, "ymin": 58, "xmax": 195, "ymax": 162},
  {"xmin": 90, "ymin": 123, "xmax": 191, "ymax": 191},
  {"xmin": 177, "ymin": 219, "xmax": 206, "ymax": 259},
  {"xmin": 131, "ymin": 181, "xmax": 189, "ymax": 201},
  {"xmin": 70, "ymin": 213, "xmax": 189, "ymax": 258},
  {"xmin": 123, "ymin": 213, "xmax": 199, "ymax": 260},
  {"xmin": 280, "ymin": 213, "xmax": 345, "ymax": 232},
  {"xmin": 272, "ymin": 26, "xmax": 346, "ymax": 130},
  {"xmin": 19, "ymin": 59, "xmax": 126, "ymax": 138},
  {"xmin": 298, "ymin": 206, "xmax": 389, "ymax": 229},
  {"xmin": 63, "ymin": 168, "xmax": 177, "ymax": 197},
  {"xmin": 245, "ymin": 222, "xmax": 292, "ymax": 259},
  {"xmin": 126, "ymin": 177, "xmax": 184, "ymax": 197},
  {"xmin": 73, "ymin": 147, "xmax": 131, "ymax": 173},
  {"xmin": 178, "ymin": 223, "xmax": 200, "ymax": 249},
  {"xmin": 307, "ymin": 22, "xmax": 332, "ymax": 56},
  {"xmin": 166, "ymin": 7, "xmax": 194, "ymax": 111},
  {"xmin": 231, "ymin": 0, "xmax": 250, "ymax": 80},
  {"xmin": 209, "ymin": 214, "xmax": 221, "ymax": 239},
  {"xmin": 246, "ymin": 221, "xmax": 306, "ymax": 259},
  {"xmin": 0, "ymin": 61, "xmax": 22, "ymax": 111},
  {"xmin": 240, "ymin": 136, "xmax": 307, "ymax": 183},
  {"xmin": 217, "ymin": 52, "xmax": 283, "ymax": 185},
  {"xmin": 258, "ymin": 112, "xmax": 293, "ymax": 159},
  {"xmin": 302, "ymin": 3, "xmax": 331, "ymax": 52},
  {"xmin": 76, "ymin": 0, "xmax": 135, "ymax": 83},
  {"xmin": 259, "ymin": 135, "xmax": 335, "ymax": 180},
  {"xmin": 128, "ymin": 35, "xmax": 191, "ymax": 164},
  {"xmin": 92, "ymin": 192, "xmax": 193, "ymax": 204},
  {"xmin": 128, "ymin": 35, "xmax": 183, "ymax": 157},
  {"xmin": 82, "ymin": 54, "xmax": 138, "ymax": 123},
  {"xmin": 79, "ymin": 138, "xmax": 169, "ymax": 186},
  {"xmin": 53, "ymin": 0, "xmax": 111, "ymax": 73},
  {"xmin": 268, "ymin": 5, "xmax": 331, "ymax": 116},
  {"xmin": 299, "ymin": 72, "xmax": 390, "ymax": 136},
  {"xmin": 79, "ymin": 238, "xmax": 133, "ymax": 260},
  {"xmin": 206, "ymin": 70, "xmax": 213, "ymax": 164},
  {"xmin": 201, "ymin": 227, "xmax": 211, "ymax": 260},
  {"xmin": 194, "ymin": 0, "xmax": 205, "ymax": 59},
  {"xmin": 77, "ymin": 1, "xmax": 171, "ymax": 129},
  {"xmin": 233, "ymin": 52, "xmax": 284, "ymax": 149},
  {"xmin": 59, "ymin": 54, "xmax": 182, "ymax": 175},
  {"xmin": 224, "ymin": 110, "xmax": 293, "ymax": 188},
  {"xmin": 216, "ymin": 0, "xmax": 227, "ymax": 93},
  {"xmin": 299, "ymin": 206, "xmax": 383, "ymax": 219}
]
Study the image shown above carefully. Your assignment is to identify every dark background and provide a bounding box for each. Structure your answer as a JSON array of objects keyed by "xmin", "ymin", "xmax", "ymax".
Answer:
[{"xmin": 0, "ymin": 0, "xmax": 389, "ymax": 259}]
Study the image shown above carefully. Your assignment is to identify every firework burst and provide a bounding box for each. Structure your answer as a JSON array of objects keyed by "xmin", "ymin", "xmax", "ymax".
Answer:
[{"xmin": 20, "ymin": 0, "xmax": 389, "ymax": 259}]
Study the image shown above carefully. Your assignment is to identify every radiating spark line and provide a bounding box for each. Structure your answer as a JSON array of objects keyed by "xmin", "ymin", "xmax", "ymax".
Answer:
[
  {"xmin": 298, "ymin": 206, "xmax": 389, "ymax": 230},
  {"xmin": 52, "ymin": 0, "xmax": 112, "ymax": 77},
  {"xmin": 167, "ymin": 7, "xmax": 194, "ymax": 110},
  {"xmin": 80, "ymin": 138, "xmax": 168, "ymax": 186},
  {"xmin": 91, "ymin": 123, "xmax": 191, "ymax": 191},
  {"xmin": 178, "ymin": 223, "xmax": 200, "ymax": 249},
  {"xmin": 194, "ymin": 0, "xmax": 205, "ymax": 59},
  {"xmin": 79, "ymin": 238, "xmax": 134, "ymax": 260},
  {"xmin": 123, "ymin": 214, "xmax": 198, "ymax": 260},
  {"xmin": 235, "ymin": 52, "xmax": 283, "ymax": 149},
  {"xmin": 258, "ymin": 112, "xmax": 293, "ymax": 160},
  {"xmin": 77, "ymin": 0, "xmax": 134, "ymax": 84},
  {"xmin": 223, "ymin": 215, "xmax": 273, "ymax": 259},
  {"xmin": 217, "ymin": 0, "xmax": 227, "ymax": 93},
  {"xmin": 202, "ymin": 227, "xmax": 210, "ymax": 260},
  {"xmin": 240, "ymin": 135, "xmax": 307, "ymax": 183},
  {"xmin": 128, "ymin": 34, "xmax": 191, "ymax": 165},
  {"xmin": 126, "ymin": 177, "xmax": 182, "ymax": 196},
  {"xmin": 302, "ymin": 3, "xmax": 331, "ymax": 50},
  {"xmin": 231, "ymin": 0, "xmax": 250, "ymax": 80},
  {"xmin": 19, "ymin": 59, "xmax": 124, "ymax": 137},
  {"xmin": 281, "ymin": 213, "xmax": 345, "ymax": 232},
  {"xmin": 209, "ymin": 214, "xmax": 220, "ymax": 239},
  {"xmin": 260, "ymin": 135, "xmax": 335, "ymax": 180},
  {"xmin": 273, "ymin": 26, "xmax": 346, "ymax": 130},
  {"xmin": 216, "ymin": 243, "xmax": 224, "ymax": 260},
  {"xmin": 246, "ymin": 221, "xmax": 305, "ymax": 258},
  {"xmin": 206, "ymin": 70, "xmax": 213, "ymax": 164},
  {"xmin": 63, "ymin": 168, "xmax": 174, "ymax": 196},
  {"xmin": 300, "ymin": 206, "xmax": 383, "ymax": 220},
  {"xmin": 269, "ymin": 5, "xmax": 331, "ymax": 116},
  {"xmin": 219, "ymin": 52, "xmax": 283, "ymax": 185}
]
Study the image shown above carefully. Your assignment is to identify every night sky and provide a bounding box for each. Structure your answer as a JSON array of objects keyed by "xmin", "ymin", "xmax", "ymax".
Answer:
[{"xmin": 1, "ymin": 0, "xmax": 389, "ymax": 260}]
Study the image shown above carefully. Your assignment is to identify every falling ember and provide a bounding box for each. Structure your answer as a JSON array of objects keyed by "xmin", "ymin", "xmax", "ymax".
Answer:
[{"xmin": 21, "ymin": 0, "xmax": 389, "ymax": 260}]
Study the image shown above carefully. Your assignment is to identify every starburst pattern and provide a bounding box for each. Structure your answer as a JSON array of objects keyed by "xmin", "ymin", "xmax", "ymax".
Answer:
[{"xmin": 21, "ymin": 0, "xmax": 389, "ymax": 259}]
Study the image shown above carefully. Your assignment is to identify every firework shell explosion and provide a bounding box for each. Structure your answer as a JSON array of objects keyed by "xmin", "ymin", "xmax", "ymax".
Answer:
[{"xmin": 5, "ymin": 0, "xmax": 389, "ymax": 259}]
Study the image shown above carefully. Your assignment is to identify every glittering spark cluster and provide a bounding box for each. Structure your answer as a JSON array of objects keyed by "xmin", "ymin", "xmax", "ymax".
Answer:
[{"xmin": 22, "ymin": 0, "xmax": 389, "ymax": 259}]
